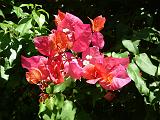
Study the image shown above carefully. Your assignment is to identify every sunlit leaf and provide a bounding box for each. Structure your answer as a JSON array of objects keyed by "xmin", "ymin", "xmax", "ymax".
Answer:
[
  {"xmin": 54, "ymin": 94, "xmax": 64, "ymax": 109},
  {"xmin": 39, "ymin": 102, "xmax": 46, "ymax": 114},
  {"xmin": 45, "ymin": 96, "xmax": 55, "ymax": 111},
  {"xmin": 134, "ymin": 53, "xmax": 157, "ymax": 76},
  {"xmin": 0, "ymin": 9, "xmax": 5, "ymax": 18},
  {"xmin": 111, "ymin": 51, "xmax": 129, "ymax": 58},
  {"xmin": 60, "ymin": 100, "xmax": 76, "ymax": 120},
  {"xmin": 15, "ymin": 18, "xmax": 32, "ymax": 35},
  {"xmin": 122, "ymin": 40, "xmax": 140, "ymax": 54},
  {"xmin": 12, "ymin": 6, "xmax": 29, "ymax": 18},
  {"xmin": 127, "ymin": 62, "xmax": 155, "ymax": 103},
  {"xmin": 53, "ymin": 77, "xmax": 73, "ymax": 93},
  {"xmin": 158, "ymin": 64, "xmax": 160, "ymax": 76},
  {"xmin": 0, "ymin": 66, "xmax": 9, "ymax": 80},
  {"xmin": 9, "ymin": 48, "xmax": 17, "ymax": 65},
  {"xmin": 32, "ymin": 10, "xmax": 45, "ymax": 28}
]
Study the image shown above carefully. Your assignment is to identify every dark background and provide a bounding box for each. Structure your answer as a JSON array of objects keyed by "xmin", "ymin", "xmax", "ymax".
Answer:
[{"xmin": 0, "ymin": 0, "xmax": 160, "ymax": 120}]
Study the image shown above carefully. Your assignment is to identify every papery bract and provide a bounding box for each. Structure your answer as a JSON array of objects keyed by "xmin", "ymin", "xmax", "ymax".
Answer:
[
  {"xmin": 47, "ymin": 55, "xmax": 64, "ymax": 84},
  {"xmin": 90, "ymin": 15, "xmax": 106, "ymax": 32},
  {"xmin": 104, "ymin": 57, "xmax": 129, "ymax": 70},
  {"xmin": 54, "ymin": 10, "xmax": 65, "ymax": 26},
  {"xmin": 34, "ymin": 36, "xmax": 51, "ymax": 56},
  {"xmin": 57, "ymin": 13, "xmax": 92, "ymax": 52},
  {"xmin": 49, "ymin": 31, "xmax": 69, "ymax": 54},
  {"xmin": 99, "ymin": 65, "xmax": 131, "ymax": 90},
  {"xmin": 72, "ymin": 24, "xmax": 92, "ymax": 52},
  {"xmin": 82, "ymin": 46, "xmax": 104, "ymax": 65},
  {"xmin": 21, "ymin": 56, "xmax": 48, "ymax": 70},
  {"xmin": 26, "ymin": 68, "xmax": 42, "ymax": 84},
  {"xmin": 92, "ymin": 32, "xmax": 104, "ymax": 49},
  {"xmin": 34, "ymin": 31, "xmax": 69, "ymax": 57},
  {"xmin": 64, "ymin": 59, "xmax": 83, "ymax": 80}
]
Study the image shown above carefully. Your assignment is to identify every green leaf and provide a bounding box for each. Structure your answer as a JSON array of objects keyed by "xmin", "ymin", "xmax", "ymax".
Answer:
[
  {"xmin": 15, "ymin": 18, "xmax": 32, "ymax": 36},
  {"xmin": 127, "ymin": 62, "xmax": 155, "ymax": 103},
  {"xmin": 0, "ymin": 32, "xmax": 11, "ymax": 52},
  {"xmin": 0, "ymin": 66, "xmax": 9, "ymax": 80},
  {"xmin": 158, "ymin": 64, "xmax": 160, "ymax": 76},
  {"xmin": 39, "ymin": 102, "xmax": 46, "ymax": 114},
  {"xmin": 111, "ymin": 51, "xmax": 129, "ymax": 58},
  {"xmin": 45, "ymin": 96, "xmax": 55, "ymax": 111},
  {"xmin": 134, "ymin": 53, "xmax": 157, "ymax": 76},
  {"xmin": 9, "ymin": 48, "xmax": 17, "ymax": 65},
  {"xmin": 12, "ymin": 6, "xmax": 28, "ymax": 18},
  {"xmin": 19, "ymin": 4, "xmax": 34, "ymax": 9},
  {"xmin": 122, "ymin": 40, "xmax": 140, "ymax": 54},
  {"xmin": 38, "ymin": 9, "xmax": 49, "ymax": 19},
  {"xmin": 60, "ymin": 100, "xmax": 76, "ymax": 120},
  {"xmin": 55, "ymin": 94, "xmax": 64, "ymax": 109},
  {"xmin": 0, "ymin": 9, "xmax": 5, "ymax": 18},
  {"xmin": 53, "ymin": 77, "xmax": 73, "ymax": 93},
  {"xmin": 32, "ymin": 10, "xmax": 45, "ymax": 28},
  {"xmin": 43, "ymin": 114, "xmax": 51, "ymax": 120}
]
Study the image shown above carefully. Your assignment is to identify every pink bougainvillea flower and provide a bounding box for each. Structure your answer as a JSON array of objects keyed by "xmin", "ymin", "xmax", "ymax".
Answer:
[
  {"xmin": 21, "ymin": 56, "xmax": 50, "ymax": 84},
  {"xmin": 21, "ymin": 55, "xmax": 47, "ymax": 70},
  {"xmin": 57, "ymin": 13, "xmax": 92, "ymax": 52},
  {"xmin": 91, "ymin": 32, "xmax": 104, "ymax": 49},
  {"xmin": 26, "ymin": 68, "xmax": 42, "ymax": 84},
  {"xmin": 71, "ymin": 24, "xmax": 92, "ymax": 52},
  {"xmin": 82, "ymin": 57, "xmax": 131, "ymax": 90},
  {"xmin": 54, "ymin": 10, "xmax": 66, "ymax": 26},
  {"xmin": 49, "ymin": 31, "xmax": 70, "ymax": 53},
  {"xmin": 99, "ymin": 64, "xmax": 131, "ymax": 90},
  {"xmin": 82, "ymin": 46, "xmax": 104, "ymax": 65},
  {"xmin": 104, "ymin": 57, "xmax": 129, "ymax": 70},
  {"xmin": 89, "ymin": 15, "xmax": 106, "ymax": 32},
  {"xmin": 64, "ymin": 58, "xmax": 83, "ymax": 80},
  {"xmin": 34, "ymin": 31, "xmax": 70, "ymax": 57},
  {"xmin": 34, "ymin": 36, "xmax": 52, "ymax": 56},
  {"xmin": 47, "ymin": 55, "xmax": 65, "ymax": 84},
  {"xmin": 82, "ymin": 64, "xmax": 101, "ymax": 84}
]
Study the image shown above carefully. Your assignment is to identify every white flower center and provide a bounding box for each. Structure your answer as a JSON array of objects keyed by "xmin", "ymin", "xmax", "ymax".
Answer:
[
  {"xmin": 63, "ymin": 28, "xmax": 70, "ymax": 33},
  {"xmin": 86, "ymin": 55, "xmax": 92, "ymax": 60},
  {"xmin": 83, "ymin": 60, "xmax": 90, "ymax": 66}
]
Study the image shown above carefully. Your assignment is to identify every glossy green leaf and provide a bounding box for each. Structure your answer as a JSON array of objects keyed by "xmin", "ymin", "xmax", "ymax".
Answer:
[
  {"xmin": 122, "ymin": 40, "xmax": 140, "ymax": 54},
  {"xmin": 32, "ymin": 10, "xmax": 45, "ymax": 28},
  {"xmin": 16, "ymin": 18, "xmax": 32, "ymax": 35},
  {"xmin": 111, "ymin": 51, "xmax": 129, "ymax": 58},
  {"xmin": 43, "ymin": 114, "xmax": 51, "ymax": 120},
  {"xmin": 39, "ymin": 102, "xmax": 46, "ymax": 114},
  {"xmin": 0, "ymin": 32, "xmax": 11, "ymax": 52},
  {"xmin": 55, "ymin": 94, "xmax": 64, "ymax": 109},
  {"xmin": 0, "ymin": 9, "xmax": 5, "ymax": 18},
  {"xmin": 45, "ymin": 96, "xmax": 55, "ymax": 111},
  {"xmin": 12, "ymin": 6, "xmax": 28, "ymax": 18},
  {"xmin": 60, "ymin": 100, "xmax": 76, "ymax": 120},
  {"xmin": 0, "ymin": 66, "xmax": 9, "ymax": 80},
  {"xmin": 158, "ymin": 64, "xmax": 160, "ymax": 76},
  {"xmin": 53, "ymin": 77, "xmax": 73, "ymax": 93},
  {"xmin": 9, "ymin": 48, "xmax": 17, "ymax": 65},
  {"xmin": 135, "ymin": 53, "xmax": 157, "ymax": 76},
  {"xmin": 127, "ymin": 62, "xmax": 155, "ymax": 102}
]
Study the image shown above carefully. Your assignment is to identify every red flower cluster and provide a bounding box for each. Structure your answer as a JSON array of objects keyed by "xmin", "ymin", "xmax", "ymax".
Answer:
[{"xmin": 21, "ymin": 10, "xmax": 131, "ymax": 100}]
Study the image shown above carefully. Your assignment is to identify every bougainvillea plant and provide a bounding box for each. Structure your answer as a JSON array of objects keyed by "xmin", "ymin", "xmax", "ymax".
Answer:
[{"xmin": 21, "ymin": 10, "xmax": 131, "ymax": 119}]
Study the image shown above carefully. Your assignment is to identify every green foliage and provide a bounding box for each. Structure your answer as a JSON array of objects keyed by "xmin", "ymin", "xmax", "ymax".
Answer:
[
  {"xmin": 122, "ymin": 40, "xmax": 140, "ymax": 55},
  {"xmin": 39, "ymin": 95, "xmax": 76, "ymax": 120},
  {"xmin": 1, "ymin": 0, "xmax": 160, "ymax": 119},
  {"xmin": 134, "ymin": 53, "xmax": 157, "ymax": 76}
]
